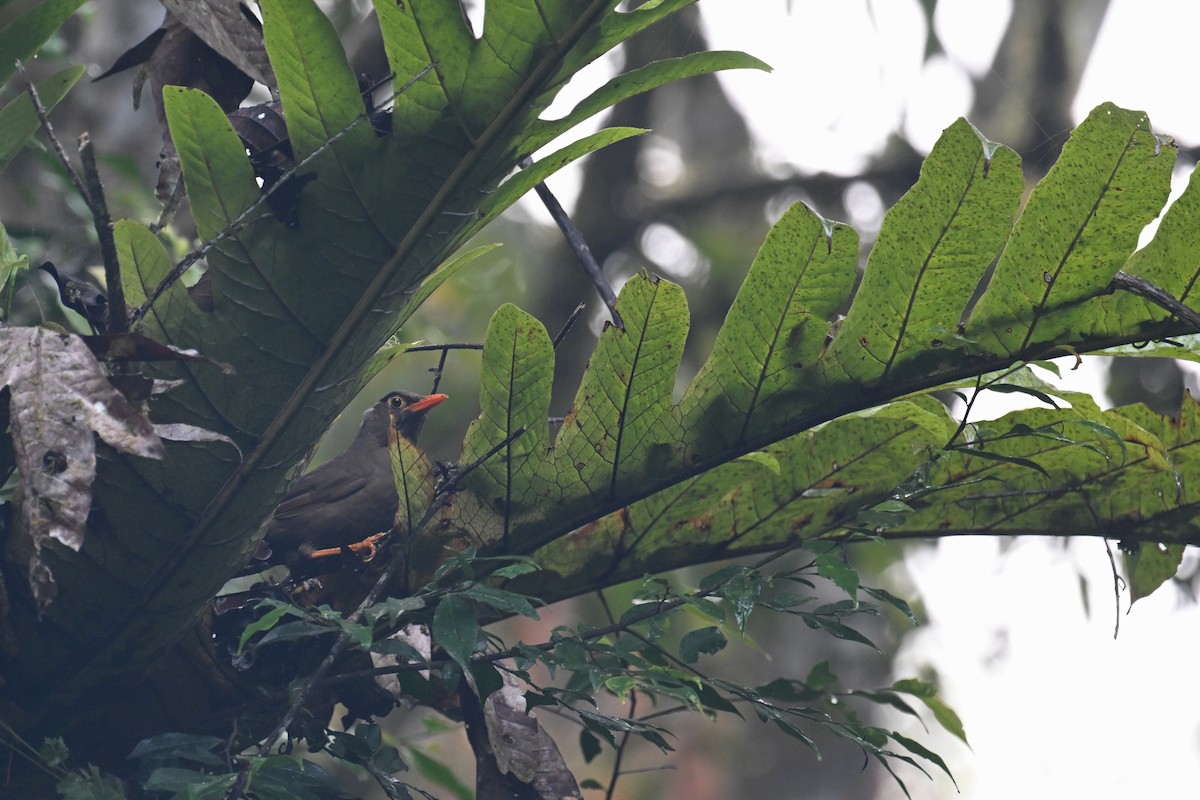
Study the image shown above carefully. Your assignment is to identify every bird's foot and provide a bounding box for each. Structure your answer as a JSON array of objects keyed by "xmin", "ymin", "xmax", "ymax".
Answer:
[{"xmin": 305, "ymin": 531, "xmax": 389, "ymax": 563}]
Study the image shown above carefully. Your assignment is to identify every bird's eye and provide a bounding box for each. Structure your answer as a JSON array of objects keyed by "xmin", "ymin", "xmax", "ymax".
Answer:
[{"xmin": 388, "ymin": 395, "xmax": 405, "ymax": 410}]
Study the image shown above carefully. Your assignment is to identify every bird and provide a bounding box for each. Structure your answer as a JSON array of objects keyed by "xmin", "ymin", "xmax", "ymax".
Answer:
[{"xmin": 259, "ymin": 390, "xmax": 448, "ymax": 569}]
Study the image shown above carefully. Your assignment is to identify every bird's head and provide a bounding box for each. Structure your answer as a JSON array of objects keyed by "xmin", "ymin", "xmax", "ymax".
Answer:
[{"xmin": 378, "ymin": 390, "xmax": 449, "ymax": 441}]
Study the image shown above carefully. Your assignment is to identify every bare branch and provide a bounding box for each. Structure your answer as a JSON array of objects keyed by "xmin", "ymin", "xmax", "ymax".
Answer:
[
  {"xmin": 16, "ymin": 60, "xmax": 92, "ymax": 211},
  {"xmin": 521, "ymin": 157, "xmax": 624, "ymax": 329},
  {"xmin": 1109, "ymin": 271, "xmax": 1200, "ymax": 330}
]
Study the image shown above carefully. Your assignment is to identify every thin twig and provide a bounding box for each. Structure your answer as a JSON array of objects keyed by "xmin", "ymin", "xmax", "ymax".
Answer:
[
  {"xmin": 1075, "ymin": 491, "xmax": 1126, "ymax": 640},
  {"xmin": 429, "ymin": 346, "xmax": 451, "ymax": 395},
  {"xmin": 79, "ymin": 133, "xmax": 127, "ymax": 334},
  {"xmin": 520, "ymin": 157, "xmax": 624, "ymax": 329},
  {"xmin": 605, "ymin": 690, "xmax": 636, "ymax": 800},
  {"xmin": 134, "ymin": 63, "xmax": 436, "ymax": 325},
  {"xmin": 1102, "ymin": 538, "xmax": 1122, "ymax": 640},
  {"xmin": 16, "ymin": 60, "xmax": 92, "ymax": 210},
  {"xmin": 404, "ymin": 342, "xmax": 484, "ymax": 353},
  {"xmin": 943, "ymin": 375, "xmax": 984, "ymax": 450},
  {"xmin": 553, "ymin": 301, "xmax": 586, "ymax": 348},
  {"xmin": 942, "ymin": 360, "xmax": 1033, "ymax": 451}
]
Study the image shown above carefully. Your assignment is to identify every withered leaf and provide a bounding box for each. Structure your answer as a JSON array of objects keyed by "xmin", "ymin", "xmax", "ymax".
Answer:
[
  {"xmin": 101, "ymin": 10, "xmax": 258, "ymax": 206},
  {"xmin": 160, "ymin": 0, "xmax": 274, "ymax": 89},
  {"xmin": 0, "ymin": 326, "xmax": 163, "ymax": 612},
  {"xmin": 104, "ymin": 11, "xmax": 255, "ymax": 119},
  {"xmin": 91, "ymin": 27, "xmax": 167, "ymax": 84},
  {"xmin": 228, "ymin": 101, "xmax": 291, "ymax": 179},
  {"xmin": 485, "ymin": 689, "xmax": 582, "ymax": 799},
  {"xmin": 154, "ymin": 423, "xmax": 242, "ymax": 460},
  {"xmin": 228, "ymin": 102, "xmax": 317, "ymax": 227}
]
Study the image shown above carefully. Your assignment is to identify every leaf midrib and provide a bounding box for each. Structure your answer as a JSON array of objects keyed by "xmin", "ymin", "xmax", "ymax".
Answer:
[{"xmin": 1018, "ymin": 127, "xmax": 1138, "ymax": 353}]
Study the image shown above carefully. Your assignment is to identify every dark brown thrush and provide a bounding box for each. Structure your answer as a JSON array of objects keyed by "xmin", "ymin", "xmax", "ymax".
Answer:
[{"xmin": 262, "ymin": 390, "xmax": 447, "ymax": 565}]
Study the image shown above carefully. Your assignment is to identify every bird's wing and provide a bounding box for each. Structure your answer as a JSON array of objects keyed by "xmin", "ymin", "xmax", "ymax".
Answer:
[{"xmin": 270, "ymin": 473, "xmax": 369, "ymax": 521}]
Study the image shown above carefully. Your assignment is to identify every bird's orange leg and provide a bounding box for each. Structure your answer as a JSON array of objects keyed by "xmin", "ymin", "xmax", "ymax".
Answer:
[{"xmin": 304, "ymin": 531, "xmax": 389, "ymax": 563}]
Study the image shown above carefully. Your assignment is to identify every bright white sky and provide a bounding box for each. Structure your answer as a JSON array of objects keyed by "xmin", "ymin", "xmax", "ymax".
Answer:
[{"xmin": 690, "ymin": 2, "xmax": 1200, "ymax": 797}]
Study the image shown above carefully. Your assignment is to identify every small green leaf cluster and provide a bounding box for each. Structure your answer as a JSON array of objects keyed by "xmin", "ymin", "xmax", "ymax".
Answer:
[
  {"xmin": 129, "ymin": 731, "xmax": 349, "ymax": 800},
  {"xmin": 198, "ymin": 538, "xmax": 961, "ymax": 796}
]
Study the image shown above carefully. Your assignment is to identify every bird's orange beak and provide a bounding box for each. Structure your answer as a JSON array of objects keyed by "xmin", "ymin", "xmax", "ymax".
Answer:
[{"xmin": 407, "ymin": 393, "xmax": 449, "ymax": 413}]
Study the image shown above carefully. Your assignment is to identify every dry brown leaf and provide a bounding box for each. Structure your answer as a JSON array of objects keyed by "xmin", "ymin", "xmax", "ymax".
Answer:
[
  {"xmin": 485, "ymin": 682, "xmax": 582, "ymax": 799},
  {"xmin": 160, "ymin": 0, "xmax": 274, "ymax": 89},
  {"xmin": 1, "ymin": 327, "xmax": 163, "ymax": 612},
  {"xmin": 154, "ymin": 422, "xmax": 242, "ymax": 460}
]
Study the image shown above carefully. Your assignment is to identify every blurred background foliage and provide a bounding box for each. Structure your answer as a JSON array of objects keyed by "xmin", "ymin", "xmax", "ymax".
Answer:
[{"xmin": 3, "ymin": 0, "xmax": 1197, "ymax": 797}]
